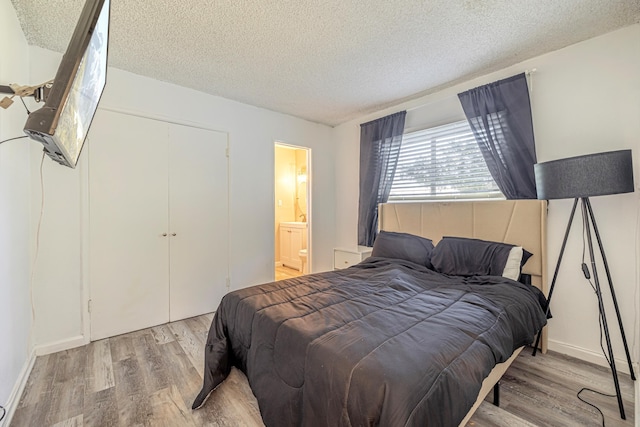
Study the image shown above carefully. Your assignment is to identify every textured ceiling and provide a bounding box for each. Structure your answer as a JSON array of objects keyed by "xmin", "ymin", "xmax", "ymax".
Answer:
[{"xmin": 9, "ymin": 0, "xmax": 640, "ymax": 126}]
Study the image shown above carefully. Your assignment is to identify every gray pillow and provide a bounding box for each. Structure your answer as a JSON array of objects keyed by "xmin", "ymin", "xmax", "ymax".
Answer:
[
  {"xmin": 431, "ymin": 236, "xmax": 532, "ymax": 278},
  {"xmin": 371, "ymin": 231, "xmax": 435, "ymax": 268}
]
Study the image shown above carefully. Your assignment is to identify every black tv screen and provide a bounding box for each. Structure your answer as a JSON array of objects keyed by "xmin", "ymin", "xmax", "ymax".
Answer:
[{"xmin": 23, "ymin": 0, "xmax": 110, "ymax": 168}]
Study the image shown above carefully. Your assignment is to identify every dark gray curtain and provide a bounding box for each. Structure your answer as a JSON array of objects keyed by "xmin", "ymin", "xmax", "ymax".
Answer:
[
  {"xmin": 357, "ymin": 111, "xmax": 406, "ymax": 246},
  {"xmin": 458, "ymin": 73, "xmax": 537, "ymax": 199}
]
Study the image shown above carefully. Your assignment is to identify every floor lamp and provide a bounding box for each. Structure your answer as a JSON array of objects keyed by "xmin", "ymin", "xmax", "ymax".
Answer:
[{"xmin": 531, "ymin": 149, "xmax": 637, "ymax": 419}]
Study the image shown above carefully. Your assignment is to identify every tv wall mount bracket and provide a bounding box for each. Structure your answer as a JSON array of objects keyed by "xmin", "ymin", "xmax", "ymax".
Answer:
[{"xmin": 0, "ymin": 80, "xmax": 53, "ymax": 109}]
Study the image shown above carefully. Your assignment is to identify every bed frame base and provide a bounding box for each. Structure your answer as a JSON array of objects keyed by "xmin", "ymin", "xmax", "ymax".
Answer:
[
  {"xmin": 493, "ymin": 381, "xmax": 500, "ymax": 407},
  {"xmin": 457, "ymin": 346, "xmax": 523, "ymax": 426}
]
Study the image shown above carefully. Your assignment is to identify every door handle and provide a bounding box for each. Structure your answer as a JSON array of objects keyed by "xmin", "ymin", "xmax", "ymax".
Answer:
[
  {"xmin": 162, "ymin": 233, "xmax": 167, "ymax": 237},
  {"xmin": 171, "ymin": 233, "xmax": 177, "ymax": 236}
]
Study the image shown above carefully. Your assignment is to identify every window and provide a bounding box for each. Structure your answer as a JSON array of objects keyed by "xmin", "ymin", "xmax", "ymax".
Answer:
[{"xmin": 389, "ymin": 120, "xmax": 503, "ymax": 201}]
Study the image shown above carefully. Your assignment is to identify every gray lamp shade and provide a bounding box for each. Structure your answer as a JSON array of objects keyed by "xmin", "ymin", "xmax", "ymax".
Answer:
[{"xmin": 534, "ymin": 149, "xmax": 634, "ymax": 200}]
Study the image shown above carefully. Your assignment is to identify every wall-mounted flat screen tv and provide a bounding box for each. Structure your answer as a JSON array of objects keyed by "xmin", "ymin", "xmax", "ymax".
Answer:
[{"xmin": 23, "ymin": 0, "xmax": 110, "ymax": 168}]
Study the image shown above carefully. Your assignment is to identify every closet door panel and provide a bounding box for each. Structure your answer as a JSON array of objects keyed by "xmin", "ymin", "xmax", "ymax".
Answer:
[
  {"xmin": 89, "ymin": 110, "xmax": 170, "ymax": 340},
  {"xmin": 168, "ymin": 125, "xmax": 228, "ymax": 321}
]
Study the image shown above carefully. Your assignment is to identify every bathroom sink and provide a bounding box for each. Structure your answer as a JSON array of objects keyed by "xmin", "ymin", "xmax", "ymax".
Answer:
[{"xmin": 280, "ymin": 221, "xmax": 307, "ymax": 227}]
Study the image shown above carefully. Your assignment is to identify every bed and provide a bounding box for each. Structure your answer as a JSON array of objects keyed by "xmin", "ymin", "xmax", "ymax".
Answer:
[{"xmin": 193, "ymin": 200, "xmax": 548, "ymax": 426}]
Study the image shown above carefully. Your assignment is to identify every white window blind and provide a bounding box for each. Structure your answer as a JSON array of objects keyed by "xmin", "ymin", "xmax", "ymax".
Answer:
[{"xmin": 389, "ymin": 120, "xmax": 503, "ymax": 201}]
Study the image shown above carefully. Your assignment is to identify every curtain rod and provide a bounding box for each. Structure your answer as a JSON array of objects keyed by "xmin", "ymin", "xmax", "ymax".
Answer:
[{"xmin": 406, "ymin": 69, "xmax": 538, "ymax": 113}]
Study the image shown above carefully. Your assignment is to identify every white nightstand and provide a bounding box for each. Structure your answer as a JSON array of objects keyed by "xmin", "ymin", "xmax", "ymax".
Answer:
[{"xmin": 333, "ymin": 246, "xmax": 373, "ymax": 270}]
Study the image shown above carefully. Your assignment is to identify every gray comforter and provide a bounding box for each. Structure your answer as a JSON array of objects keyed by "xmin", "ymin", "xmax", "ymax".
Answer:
[{"xmin": 193, "ymin": 257, "xmax": 547, "ymax": 426}]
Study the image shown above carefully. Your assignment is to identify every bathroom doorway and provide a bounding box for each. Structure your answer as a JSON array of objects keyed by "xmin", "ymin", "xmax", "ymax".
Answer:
[{"xmin": 274, "ymin": 143, "xmax": 311, "ymax": 281}]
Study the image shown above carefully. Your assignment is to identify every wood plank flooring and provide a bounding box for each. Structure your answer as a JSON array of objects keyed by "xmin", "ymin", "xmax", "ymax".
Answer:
[
  {"xmin": 11, "ymin": 313, "xmax": 635, "ymax": 427},
  {"xmin": 275, "ymin": 265, "xmax": 303, "ymax": 281}
]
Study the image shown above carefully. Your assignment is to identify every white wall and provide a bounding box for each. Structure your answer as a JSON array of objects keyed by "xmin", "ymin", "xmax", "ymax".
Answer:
[
  {"xmin": 27, "ymin": 49, "xmax": 85, "ymax": 350},
  {"xmin": 0, "ymin": 0, "xmax": 33, "ymax": 415},
  {"xmin": 334, "ymin": 25, "xmax": 640, "ymax": 371}
]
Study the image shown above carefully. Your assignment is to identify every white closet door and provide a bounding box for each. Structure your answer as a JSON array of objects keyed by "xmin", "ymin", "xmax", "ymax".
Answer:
[
  {"xmin": 89, "ymin": 110, "xmax": 170, "ymax": 340},
  {"xmin": 168, "ymin": 124, "xmax": 228, "ymax": 321}
]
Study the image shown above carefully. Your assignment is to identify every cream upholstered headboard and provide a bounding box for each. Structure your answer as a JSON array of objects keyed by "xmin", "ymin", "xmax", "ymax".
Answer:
[{"xmin": 379, "ymin": 200, "xmax": 548, "ymax": 350}]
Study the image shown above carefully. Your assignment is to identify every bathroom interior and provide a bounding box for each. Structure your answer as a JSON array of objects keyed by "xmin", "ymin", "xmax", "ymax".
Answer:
[{"xmin": 274, "ymin": 144, "xmax": 309, "ymax": 280}]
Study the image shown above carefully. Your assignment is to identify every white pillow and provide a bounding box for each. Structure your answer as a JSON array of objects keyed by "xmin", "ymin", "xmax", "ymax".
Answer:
[{"xmin": 502, "ymin": 246, "xmax": 524, "ymax": 281}]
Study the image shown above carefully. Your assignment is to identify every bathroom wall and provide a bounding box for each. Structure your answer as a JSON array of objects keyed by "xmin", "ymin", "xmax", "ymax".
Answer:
[
  {"xmin": 294, "ymin": 149, "xmax": 308, "ymax": 223},
  {"xmin": 274, "ymin": 145, "xmax": 308, "ymax": 264},
  {"xmin": 274, "ymin": 145, "xmax": 296, "ymax": 263}
]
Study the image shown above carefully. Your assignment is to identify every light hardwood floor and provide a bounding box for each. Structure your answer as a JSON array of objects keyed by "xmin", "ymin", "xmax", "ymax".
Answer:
[
  {"xmin": 10, "ymin": 314, "xmax": 635, "ymax": 427},
  {"xmin": 275, "ymin": 265, "xmax": 303, "ymax": 281}
]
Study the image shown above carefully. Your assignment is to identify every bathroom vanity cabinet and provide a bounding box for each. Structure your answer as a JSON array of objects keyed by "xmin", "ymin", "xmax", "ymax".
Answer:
[{"xmin": 280, "ymin": 222, "xmax": 308, "ymax": 271}]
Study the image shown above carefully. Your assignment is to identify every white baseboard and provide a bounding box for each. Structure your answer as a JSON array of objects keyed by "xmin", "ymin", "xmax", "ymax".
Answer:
[
  {"xmin": 548, "ymin": 339, "xmax": 636, "ymax": 376},
  {"xmin": 34, "ymin": 334, "xmax": 87, "ymax": 356},
  {"xmin": 0, "ymin": 350, "xmax": 36, "ymax": 427}
]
